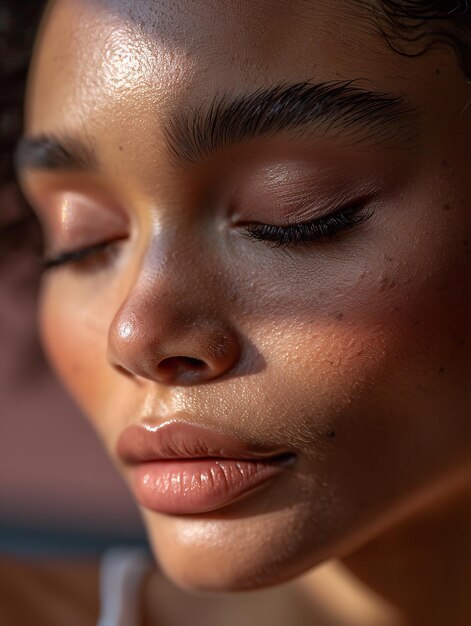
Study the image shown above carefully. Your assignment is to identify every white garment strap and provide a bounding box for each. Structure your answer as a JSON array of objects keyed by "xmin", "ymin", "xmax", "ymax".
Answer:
[{"xmin": 96, "ymin": 546, "xmax": 153, "ymax": 626}]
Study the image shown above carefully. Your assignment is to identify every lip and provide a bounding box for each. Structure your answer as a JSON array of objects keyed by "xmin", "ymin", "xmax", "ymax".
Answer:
[{"xmin": 116, "ymin": 420, "xmax": 295, "ymax": 515}]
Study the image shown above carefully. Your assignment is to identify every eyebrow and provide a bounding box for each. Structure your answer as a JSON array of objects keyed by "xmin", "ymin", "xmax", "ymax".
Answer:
[
  {"xmin": 15, "ymin": 134, "xmax": 97, "ymax": 173},
  {"xmin": 164, "ymin": 80, "xmax": 417, "ymax": 164},
  {"xmin": 15, "ymin": 80, "xmax": 417, "ymax": 174}
]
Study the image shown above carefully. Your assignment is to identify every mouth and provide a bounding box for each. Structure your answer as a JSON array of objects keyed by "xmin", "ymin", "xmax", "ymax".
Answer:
[{"xmin": 116, "ymin": 420, "xmax": 296, "ymax": 515}]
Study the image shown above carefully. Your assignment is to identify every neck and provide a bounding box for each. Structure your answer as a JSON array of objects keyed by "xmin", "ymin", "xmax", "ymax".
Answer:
[
  {"xmin": 298, "ymin": 474, "xmax": 471, "ymax": 626},
  {"xmin": 344, "ymin": 479, "xmax": 471, "ymax": 626}
]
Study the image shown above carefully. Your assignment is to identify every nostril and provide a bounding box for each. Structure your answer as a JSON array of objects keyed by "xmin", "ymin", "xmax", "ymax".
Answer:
[
  {"xmin": 158, "ymin": 356, "xmax": 208, "ymax": 374},
  {"xmin": 108, "ymin": 312, "xmax": 240, "ymax": 384}
]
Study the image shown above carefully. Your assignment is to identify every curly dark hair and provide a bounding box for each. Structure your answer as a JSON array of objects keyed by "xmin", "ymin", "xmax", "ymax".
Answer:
[
  {"xmin": 378, "ymin": 0, "xmax": 471, "ymax": 75},
  {"xmin": 0, "ymin": 0, "xmax": 46, "ymax": 270},
  {"xmin": 0, "ymin": 0, "xmax": 469, "ymax": 272}
]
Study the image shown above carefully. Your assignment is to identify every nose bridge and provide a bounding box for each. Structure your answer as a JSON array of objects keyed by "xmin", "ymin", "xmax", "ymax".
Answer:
[
  {"xmin": 107, "ymin": 238, "xmax": 240, "ymax": 384},
  {"xmin": 137, "ymin": 229, "xmax": 224, "ymax": 322}
]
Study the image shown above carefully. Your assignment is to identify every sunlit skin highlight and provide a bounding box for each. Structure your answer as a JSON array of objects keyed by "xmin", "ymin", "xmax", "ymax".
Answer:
[{"xmin": 18, "ymin": 0, "xmax": 471, "ymax": 624}]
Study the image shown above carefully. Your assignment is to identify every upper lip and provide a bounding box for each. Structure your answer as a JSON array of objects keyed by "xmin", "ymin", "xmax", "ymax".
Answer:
[{"xmin": 116, "ymin": 419, "xmax": 290, "ymax": 464}]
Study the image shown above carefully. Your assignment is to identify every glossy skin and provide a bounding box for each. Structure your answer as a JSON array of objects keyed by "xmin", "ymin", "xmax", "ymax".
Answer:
[{"xmin": 19, "ymin": 0, "xmax": 470, "ymax": 620}]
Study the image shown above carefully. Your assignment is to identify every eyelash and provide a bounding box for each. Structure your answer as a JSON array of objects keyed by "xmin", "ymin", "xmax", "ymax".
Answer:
[
  {"xmin": 42, "ymin": 203, "xmax": 373, "ymax": 271},
  {"xmin": 42, "ymin": 239, "xmax": 123, "ymax": 272},
  {"xmin": 244, "ymin": 202, "xmax": 373, "ymax": 248}
]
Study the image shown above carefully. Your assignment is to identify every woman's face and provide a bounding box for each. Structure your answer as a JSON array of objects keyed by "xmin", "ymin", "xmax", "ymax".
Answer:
[{"xmin": 20, "ymin": 0, "xmax": 470, "ymax": 591}]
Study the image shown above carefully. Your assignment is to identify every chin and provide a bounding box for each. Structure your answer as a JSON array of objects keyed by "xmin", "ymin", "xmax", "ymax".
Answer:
[
  {"xmin": 140, "ymin": 505, "xmax": 335, "ymax": 593},
  {"xmin": 150, "ymin": 543, "xmax": 323, "ymax": 594}
]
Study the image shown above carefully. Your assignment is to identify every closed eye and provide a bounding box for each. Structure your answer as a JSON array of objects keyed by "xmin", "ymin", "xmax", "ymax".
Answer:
[
  {"xmin": 42, "ymin": 238, "xmax": 126, "ymax": 271},
  {"xmin": 243, "ymin": 202, "xmax": 373, "ymax": 248}
]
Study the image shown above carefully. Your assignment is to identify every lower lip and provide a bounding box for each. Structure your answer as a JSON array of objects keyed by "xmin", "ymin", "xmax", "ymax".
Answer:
[{"xmin": 131, "ymin": 458, "xmax": 287, "ymax": 515}]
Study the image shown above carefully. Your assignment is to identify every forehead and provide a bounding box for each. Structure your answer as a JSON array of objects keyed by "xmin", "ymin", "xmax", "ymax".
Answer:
[
  {"xmin": 28, "ymin": 0, "xmax": 399, "ymax": 130},
  {"xmin": 37, "ymin": 0, "xmax": 380, "ymax": 67}
]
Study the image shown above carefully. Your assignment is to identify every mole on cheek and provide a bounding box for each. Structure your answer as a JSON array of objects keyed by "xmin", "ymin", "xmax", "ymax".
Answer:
[
  {"xmin": 443, "ymin": 204, "xmax": 452, "ymax": 211},
  {"xmin": 380, "ymin": 277, "xmax": 396, "ymax": 291}
]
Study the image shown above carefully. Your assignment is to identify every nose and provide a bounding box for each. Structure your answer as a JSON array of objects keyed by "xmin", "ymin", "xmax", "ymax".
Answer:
[{"xmin": 107, "ymin": 302, "xmax": 241, "ymax": 385}]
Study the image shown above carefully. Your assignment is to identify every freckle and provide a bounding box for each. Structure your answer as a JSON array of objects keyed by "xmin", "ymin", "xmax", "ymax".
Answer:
[
  {"xmin": 380, "ymin": 277, "xmax": 396, "ymax": 291},
  {"xmin": 119, "ymin": 145, "xmax": 123, "ymax": 151},
  {"xmin": 327, "ymin": 431, "xmax": 336, "ymax": 438},
  {"xmin": 394, "ymin": 305, "xmax": 401, "ymax": 312},
  {"xmin": 335, "ymin": 312, "xmax": 344, "ymax": 320},
  {"xmin": 441, "ymin": 159, "xmax": 449, "ymax": 168},
  {"xmin": 463, "ymin": 239, "xmax": 468, "ymax": 247},
  {"xmin": 414, "ymin": 319, "xmax": 420, "ymax": 326},
  {"xmin": 357, "ymin": 349, "xmax": 364, "ymax": 356},
  {"xmin": 435, "ymin": 68, "xmax": 440, "ymax": 75},
  {"xmin": 438, "ymin": 365, "xmax": 445, "ymax": 374},
  {"xmin": 443, "ymin": 204, "xmax": 451, "ymax": 211}
]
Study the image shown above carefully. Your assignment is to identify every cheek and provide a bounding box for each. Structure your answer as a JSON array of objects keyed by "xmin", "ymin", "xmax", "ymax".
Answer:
[
  {"xmin": 244, "ymin": 204, "xmax": 469, "ymax": 472},
  {"xmin": 38, "ymin": 276, "xmax": 113, "ymax": 427}
]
